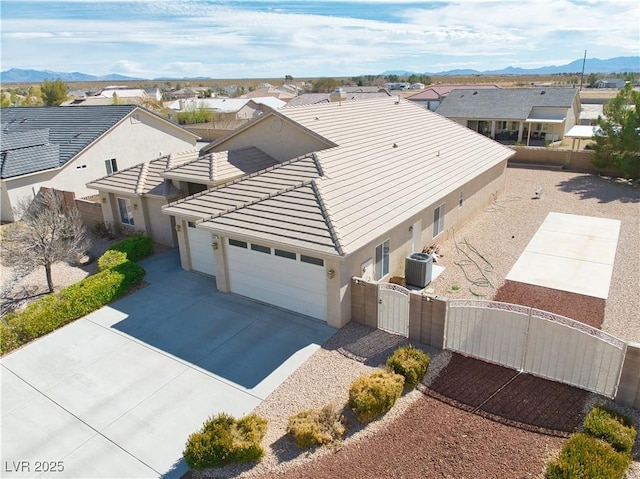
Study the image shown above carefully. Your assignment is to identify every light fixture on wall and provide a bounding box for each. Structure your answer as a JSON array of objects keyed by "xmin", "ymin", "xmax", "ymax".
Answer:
[
  {"xmin": 212, "ymin": 242, "xmax": 219, "ymax": 250},
  {"xmin": 327, "ymin": 269, "xmax": 335, "ymax": 279},
  {"xmin": 133, "ymin": 203, "xmax": 138, "ymax": 210},
  {"xmin": 175, "ymin": 224, "xmax": 181, "ymax": 232},
  {"xmin": 101, "ymin": 197, "xmax": 107, "ymax": 203}
]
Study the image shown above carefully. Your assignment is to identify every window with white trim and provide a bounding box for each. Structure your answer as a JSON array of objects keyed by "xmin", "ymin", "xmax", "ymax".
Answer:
[
  {"xmin": 433, "ymin": 203, "xmax": 445, "ymax": 237},
  {"xmin": 374, "ymin": 239, "xmax": 390, "ymax": 279},
  {"xmin": 117, "ymin": 197, "xmax": 134, "ymax": 225},
  {"xmin": 105, "ymin": 158, "xmax": 118, "ymax": 175}
]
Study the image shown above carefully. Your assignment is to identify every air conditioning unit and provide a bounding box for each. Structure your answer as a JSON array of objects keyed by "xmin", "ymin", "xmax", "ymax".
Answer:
[{"xmin": 405, "ymin": 253, "xmax": 433, "ymax": 288}]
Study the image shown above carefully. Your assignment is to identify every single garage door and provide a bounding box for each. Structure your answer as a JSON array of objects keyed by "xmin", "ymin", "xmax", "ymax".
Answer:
[
  {"xmin": 187, "ymin": 223, "xmax": 216, "ymax": 276},
  {"xmin": 226, "ymin": 238, "xmax": 327, "ymax": 321}
]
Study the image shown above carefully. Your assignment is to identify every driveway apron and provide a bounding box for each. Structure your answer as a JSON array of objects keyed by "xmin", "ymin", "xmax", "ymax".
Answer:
[{"xmin": 1, "ymin": 249, "xmax": 335, "ymax": 478}]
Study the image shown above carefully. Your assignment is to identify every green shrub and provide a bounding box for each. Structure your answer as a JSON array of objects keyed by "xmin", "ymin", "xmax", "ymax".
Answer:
[
  {"xmin": 107, "ymin": 234, "xmax": 154, "ymax": 262},
  {"xmin": 545, "ymin": 433, "xmax": 631, "ymax": 479},
  {"xmin": 183, "ymin": 413, "xmax": 267, "ymax": 470},
  {"xmin": 348, "ymin": 370, "xmax": 404, "ymax": 424},
  {"xmin": 386, "ymin": 344, "xmax": 430, "ymax": 388},
  {"xmin": 98, "ymin": 250, "xmax": 129, "ymax": 272},
  {"xmin": 582, "ymin": 406, "xmax": 637, "ymax": 455},
  {"xmin": 287, "ymin": 403, "xmax": 347, "ymax": 448},
  {"xmin": 0, "ymin": 258, "xmax": 145, "ymax": 355}
]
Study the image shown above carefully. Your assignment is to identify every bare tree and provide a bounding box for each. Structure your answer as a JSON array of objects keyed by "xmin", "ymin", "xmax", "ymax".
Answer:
[{"xmin": 1, "ymin": 190, "xmax": 90, "ymax": 293}]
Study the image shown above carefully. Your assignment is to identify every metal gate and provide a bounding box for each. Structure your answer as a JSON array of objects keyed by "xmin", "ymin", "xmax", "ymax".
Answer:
[
  {"xmin": 445, "ymin": 300, "xmax": 627, "ymax": 398},
  {"xmin": 377, "ymin": 283, "xmax": 410, "ymax": 337}
]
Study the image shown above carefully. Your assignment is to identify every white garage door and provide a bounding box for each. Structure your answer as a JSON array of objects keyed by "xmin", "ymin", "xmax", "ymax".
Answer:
[
  {"xmin": 187, "ymin": 224, "xmax": 216, "ymax": 276},
  {"xmin": 226, "ymin": 239, "xmax": 327, "ymax": 321}
]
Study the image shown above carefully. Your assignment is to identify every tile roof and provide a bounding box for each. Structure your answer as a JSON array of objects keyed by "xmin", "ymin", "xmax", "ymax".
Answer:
[
  {"xmin": 435, "ymin": 88, "xmax": 578, "ymax": 120},
  {"xmin": 0, "ymin": 105, "xmax": 138, "ymax": 178},
  {"xmin": 408, "ymin": 84, "xmax": 500, "ymax": 101},
  {"xmin": 162, "ymin": 146, "xmax": 279, "ymax": 185},
  {"xmin": 165, "ymin": 97, "xmax": 515, "ymax": 257},
  {"xmin": 87, "ymin": 150, "xmax": 199, "ymax": 197}
]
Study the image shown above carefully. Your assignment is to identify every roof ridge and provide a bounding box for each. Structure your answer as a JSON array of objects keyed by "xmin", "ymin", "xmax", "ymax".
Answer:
[
  {"xmin": 208, "ymin": 153, "xmax": 216, "ymax": 182},
  {"xmin": 310, "ymin": 180, "xmax": 345, "ymax": 256},
  {"xmin": 135, "ymin": 162, "xmax": 150, "ymax": 195},
  {"xmin": 199, "ymin": 179, "xmax": 315, "ymax": 223}
]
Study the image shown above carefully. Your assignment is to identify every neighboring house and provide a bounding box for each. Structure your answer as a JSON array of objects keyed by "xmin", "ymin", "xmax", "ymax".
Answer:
[
  {"xmin": 435, "ymin": 88, "xmax": 580, "ymax": 145},
  {"xmin": 62, "ymin": 86, "xmax": 160, "ymax": 106},
  {"xmin": 594, "ymin": 79, "xmax": 626, "ymax": 89},
  {"xmin": 86, "ymin": 146, "xmax": 280, "ymax": 246},
  {"xmin": 241, "ymin": 87, "xmax": 297, "ymax": 101},
  {"xmin": 167, "ymin": 97, "xmax": 286, "ymax": 120},
  {"xmin": 286, "ymin": 88, "xmax": 391, "ymax": 107},
  {"xmin": 161, "ymin": 97, "xmax": 514, "ymax": 328},
  {"xmin": 0, "ymin": 106, "xmax": 200, "ymax": 222},
  {"xmin": 408, "ymin": 84, "xmax": 501, "ymax": 111}
]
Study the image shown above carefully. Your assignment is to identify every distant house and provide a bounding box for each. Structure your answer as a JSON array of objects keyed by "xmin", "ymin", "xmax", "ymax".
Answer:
[
  {"xmin": 594, "ymin": 79, "xmax": 626, "ymax": 89},
  {"xmin": 159, "ymin": 97, "xmax": 514, "ymax": 328},
  {"xmin": 408, "ymin": 84, "xmax": 501, "ymax": 111},
  {"xmin": 0, "ymin": 106, "xmax": 199, "ymax": 222},
  {"xmin": 435, "ymin": 88, "xmax": 580, "ymax": 145},
  {"xmin": 241, "ymin": 86, "xmax": 297, "ymax": 101},
  {"xmin": 286, "ymin": 88, "xmax": 391, "ymax": 107},
  {"xmin": 168, "ymin": 97, "xmax": 286, "ymax": 120},
  {"xmin": 62, "ymin": 85, "xmax": 160, "ymax": 106}
]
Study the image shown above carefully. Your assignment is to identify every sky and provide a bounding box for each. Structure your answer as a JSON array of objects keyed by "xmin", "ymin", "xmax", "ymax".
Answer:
[{"xmin": 1, "ymin": 0, "xmax": 639, "ymax": 79}]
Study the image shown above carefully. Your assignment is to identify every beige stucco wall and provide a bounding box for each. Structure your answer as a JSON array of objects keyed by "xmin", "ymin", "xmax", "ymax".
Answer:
[
  {"xmin": 333, "ymin": 160, "xmax": 507, "ymax": 327},
  {"xmin": 211, "ymin": 115, "xmax": 332, "ymax": 161},
  {"xmin": 1, "ymin": 111, "xmax": 197, "ymax": 223}
]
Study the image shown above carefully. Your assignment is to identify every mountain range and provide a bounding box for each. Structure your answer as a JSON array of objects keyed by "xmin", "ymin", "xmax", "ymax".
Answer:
[{"xmin": 1, "ymin": 56, "xmax": 638, "ymax": 83}]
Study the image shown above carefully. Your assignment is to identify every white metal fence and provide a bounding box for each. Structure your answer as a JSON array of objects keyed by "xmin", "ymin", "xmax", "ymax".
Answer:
[{"xmin": 446, "ymin": 299, "xmax": 627, "ymax": 398}]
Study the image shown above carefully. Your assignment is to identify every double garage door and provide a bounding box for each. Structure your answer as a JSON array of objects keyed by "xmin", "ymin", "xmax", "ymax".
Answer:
[{"xmin": 226, "ymin": 238, "xmax": 327, "ymax": 321}]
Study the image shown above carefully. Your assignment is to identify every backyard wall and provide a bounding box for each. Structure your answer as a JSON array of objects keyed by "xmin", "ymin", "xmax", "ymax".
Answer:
[
  {"xmin": 615, "ymin": 342, "xmax": 640, "ymax": 409},
  {"xmin": 508, "ymin": 147, "xmax": 620, "ymax": 175}
]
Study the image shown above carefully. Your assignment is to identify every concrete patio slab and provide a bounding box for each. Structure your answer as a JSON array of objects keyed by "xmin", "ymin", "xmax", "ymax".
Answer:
[
  {"xmin": 1, "ymin": 249, "xmax": 335, "ymax": 479},
  {"xmin": 506, "ymin": 212, "xmax": 621, "ymax": 299}
]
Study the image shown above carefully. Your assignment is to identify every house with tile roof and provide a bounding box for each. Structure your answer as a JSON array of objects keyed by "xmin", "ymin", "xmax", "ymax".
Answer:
[
  {"xmin": 408, "ymin": 84, "xmax": 501, "ymax": 111},
  {"xmin": 87, "ymin": 146, "xmax": 279, "ymax": 246},
  {"xmin": 0, "ymin": 106, "xmax": 200, "ymax": 222},
  {"xmin": 435, "ymin": 88, "xmax": 580, "ymax": 146},
  {"xmin": 160, "ymin": 97, "xmax": 514, "ymax": 328}
]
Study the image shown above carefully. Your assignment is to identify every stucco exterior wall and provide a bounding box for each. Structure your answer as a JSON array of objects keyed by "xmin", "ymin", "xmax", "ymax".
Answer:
[
  {"xmin": 333, "ymin": 160, "xmax": 507, "ymax": 327},
  {"xmin": 212, "ymin": 116, "xmax": 331, "ymax": 161}
]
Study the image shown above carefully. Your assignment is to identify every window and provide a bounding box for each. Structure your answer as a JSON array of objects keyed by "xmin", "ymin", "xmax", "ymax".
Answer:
[
  {"xmin": 229, "ymin": 239, "xmax": 247, "ymax": 248},
  {"xmin": 433, "ymin": 204, "xmax": 445, "ymax": 237},
  {"xmin": 275, "ymin": 249, "xmax": 296, "ymax": 260},
  {"xmin": 374, "ymin": 240, "xmax": 390, "ymax": 279},
  {"xmin": 75, "ymin": 164, "xmax": 87, "ymax": 169},
  {"xmin": 117, "ymin": 197, "xmax": 134, "ymax": 225},
  {"xmin": 458, "ymin": 191, "xmax": 464, "ymax": 208},
  {"xmin": 251, "ymin": 243, "xmax": 271, "ymax": 254},
  {"xmin": 105, "ymin": 158, "xmax": 118, "ymax": 175},
  {"xmin": 301, "ymin": 255, "xmax": 324, "ymax": 266}
]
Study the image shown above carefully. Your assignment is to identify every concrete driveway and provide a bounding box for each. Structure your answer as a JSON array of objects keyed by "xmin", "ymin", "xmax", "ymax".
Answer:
[{"xmin": 1, "ymin": 249, "xmax": 335, "ymax": 478}]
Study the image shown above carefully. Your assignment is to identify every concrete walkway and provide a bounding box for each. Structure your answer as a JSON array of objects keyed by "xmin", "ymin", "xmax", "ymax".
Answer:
[{"xmin": 1, "ymin": 249, "xmax": 335, "ymax": 478}]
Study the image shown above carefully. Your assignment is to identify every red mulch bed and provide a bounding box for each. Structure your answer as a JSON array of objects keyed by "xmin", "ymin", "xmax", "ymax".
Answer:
[
  {"xmin": 267, "ymin": 396, "xmax": 563, "ymax": 479},
  {"xmin": 493, "ymin": 280, "xmax": 605, "ymax": 329},
  {"xmin": 259, "ymin": 354, "xmax": 590, "ymax": 479}
]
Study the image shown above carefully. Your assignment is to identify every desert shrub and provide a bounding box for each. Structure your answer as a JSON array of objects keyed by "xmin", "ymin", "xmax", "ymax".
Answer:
[
  {"xmin": 0, "ymin": 257, "xmax": 145, "ymax": 355},
  {"xmin": 386, "ymin": 344, "xmax": 430, "ymax": 388},
  {"xmin": 98, "ymin": 250, "xmax": 129, "ymax": 272},
  {"xmin": 348, "ymin": 370, "xmax": 404, "ymax": 424},
  {"xmin": 287, "ymin": 403, "xmax": 347, "ymax": 448},
  {"xmin": 545, "ymin": 433, "xmax": 631, "ymax": 479},
  {"xmin": 107, "ymin": 234, "xmax": 153, "ymax": 262},
  {"xmin": 183, "ymin": 413, "xmax": 267, "ymax": 470},
  {"xmin": 582, "ymin": 406, "xmax": 637, "ymax": 455}
]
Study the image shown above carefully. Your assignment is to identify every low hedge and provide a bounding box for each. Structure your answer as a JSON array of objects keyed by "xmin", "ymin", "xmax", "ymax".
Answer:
[
  {"xmin": 545, "ymin": 406, "xmax": 637, "ymax": 479},
  {"xmin": 0, "ymin": 256, "xmax": 145, "ymax": 355},
  {"xmin": 97, "ymin": 249, "xmax": 129, "ymax": 272},
  {"xmin": 386, "ymin": 344, "xmax": 430, "ymax": 388},
  {"xmin": 582, "ymin": 406, "xmax": 637, "ymax": 455},
  {"xmin": 184, "ymin": 413, "xmax": 268, "ymax": 469},
  {"xmin": 348, "ymin": 370, "xmax": 405, "ymax": 424},
  {"xmin": 546, "ymin": 433, "xmax": 631, "ymax": 479},
  {"xmin": 107, "ymin": 234, "xmax": 154, "ymax": 263},
  {"xmin": 287, "ymin": 403, "xmax": 347, "ymax": 448}
]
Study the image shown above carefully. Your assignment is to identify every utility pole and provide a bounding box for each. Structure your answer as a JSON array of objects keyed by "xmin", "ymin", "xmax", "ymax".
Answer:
[{"xmin": 579, "ymin": 50, "xmax": 587, "ymax": 91}]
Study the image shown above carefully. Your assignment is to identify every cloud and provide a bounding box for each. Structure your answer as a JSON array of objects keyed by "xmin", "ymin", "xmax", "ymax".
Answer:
[{"xmin": 1, "ymin": 0, "xmax": 638, "ymax": 77}]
